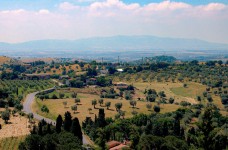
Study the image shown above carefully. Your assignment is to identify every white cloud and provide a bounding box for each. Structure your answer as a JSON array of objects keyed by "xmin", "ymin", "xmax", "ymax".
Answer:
[
  {"xmin": 202, "ymin": 3, "xmax": 226, "ymax": 11},
  {"xmin": 0, "ymin": 1, "xmax": 227, "ymax": 44},
  {"xmin": 143, "ymin": 1, "xmax": 191, "ymax": 11},
  {"xmin": 38, "ymin": 9, "xmax": 50, "ymax": 14},
  {"xmin": 59, "ymin": 2, "xmax": 80, "ymax": 10}
]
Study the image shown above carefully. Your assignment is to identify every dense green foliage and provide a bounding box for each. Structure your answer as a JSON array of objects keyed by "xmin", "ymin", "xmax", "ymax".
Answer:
[
  {"xmin": 83, "ymin": 104, "xmax": 228, "ymax": 149},
  {"xmin": 19, "ymin": 112, "xmax": 83, "ymax": 150}
]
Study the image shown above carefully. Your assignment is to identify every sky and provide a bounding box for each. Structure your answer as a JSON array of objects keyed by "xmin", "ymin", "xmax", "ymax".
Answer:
[{"xmin": 0, "ymin": 0, "xmax": 227, "ymax": 44}]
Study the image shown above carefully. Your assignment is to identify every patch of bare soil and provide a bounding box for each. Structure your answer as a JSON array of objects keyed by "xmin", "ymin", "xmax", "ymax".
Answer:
[{"xmin": 0, "ymin": 115, "xmax": 30, "ymax": 139}]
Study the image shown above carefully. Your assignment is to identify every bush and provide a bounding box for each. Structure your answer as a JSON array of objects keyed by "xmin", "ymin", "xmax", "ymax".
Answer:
[
  {"xmin": 52, "ymin": 94, "xmax": 58, "ymax": 99},
  {"xmin": 59, "ymin": 93, "xmax": 65, "ymax": 99},
  {"xmin": 41, "ymin": 105, "xmax": 49, "ymax": 113},
  {"xmin": 180, "ymin": 101, "xmax": 191, "ymax": 107},
  {"xmin": 169, "ymin": 97, "xmax": 175, "ymax": 104},
  {"xmin": 153, "ymin": 105, "xmax": 160, "ymax": 113},
  {"xmin": 146, "ymin": 94, "xmax": 156, "ymax": 102},
  {"xmin": 207, "ymin": 94, "xmax": 213, "ymax": 102}
]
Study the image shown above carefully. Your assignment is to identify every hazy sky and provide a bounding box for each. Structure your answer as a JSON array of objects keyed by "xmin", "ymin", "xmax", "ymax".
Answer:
[{"xmin": 0, "ymin": 0, "xmax": 227, "ymax": 43}]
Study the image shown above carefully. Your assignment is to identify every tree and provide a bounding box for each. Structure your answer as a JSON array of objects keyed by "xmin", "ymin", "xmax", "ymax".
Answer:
[
  {"xmin": 47, "ymin": 123, "xmax": 51, "ymax": 134},
  {"xmin": 56, "ymin": 115, "xmax": 63, "ymax": 133},
  {"xmin": 41, "ymin": 105, "xmax": 49, "ymax": 113},
  {"xmin": 1, "ymin": 110, "xmax": 10, "ymax": 123},
  {"xmin": 52, "ymin": 94, "xmax": 58, "ymax": 99},
  {"xmin": 71, "ymin": 92, "xmax": 77, "ymax": 98},
  {"xmin": 207, "ymin": 94, "xmax": 213, "ymax": 102},
  {"xmin": 28, "ymin": 113, "xmax": 34, "ymax": 123},
  {"xmin": 105, "ymin": 102, "xmax": 111, "ymax": 110},
  {"xmin": 129, "ymin": 100, "xmax": 137, "ymax": 108},
  {"xmin": 19, "ymin": 134, "xmax": 43, "ymax": 150},
  {"xmin": 197, "ymin": 96, "xmax": 201, "ymax": 101},
  {"xmin": 64, "ymin": 111, "xmax": 72, "ymax": 132},
  {"xmin": 38, "ymin": 122, "xmax": 43, "ymax": 135},
  {"xmin": 119, "ymin": 110, "xmax": 125, "ymax": 119},
  {"xmin": 146, "ymin": 103, "xmax": 152, "ymax": 111},
  {"xmin": 146, "ymin": 94, "xmax": 156, "ymax": 102},
  {"xmin": 71, "ymin": 117, "xmax": 83, "ymax": 142},
  {"xmin": 39, "ymin": 95, "xmax": 45, "ymax": 101},
  {"xmin": 169, "ymin": 97, "xmax": 175, "ymax": 104},
  {"xmin": 108, "ymin": 67, "xmax": 116, "ymax": 74},
  {"xmin": 15, "ymin": 103, "xmax": 23, "ymax": 111},
  {"xmin": 63, "ymin": 101, "xmax": 67, "ymax": 108},
  {"xmin": 154, "ymin": 105, "xmax": 160, "ymax": 113},
  {"xmin": 92, "ymin": 99, "xmax": 97, "ymax": 109},
  {"xmin": 95, "ymin": 129, "xmax": 106, "ymax": 149},
  {"xmin": 75, "ymin": 98, "xmax": 80, "ymax": 105},
  {"xmin": 115, "ymin": 103, "xmax": 122, "ymax": 112},
  {"xmin": 97, "ymin": 109, "xmax": 106, "ymax": 127},
  {"xmin": 173, "ymin": 119, "xmax": 180, "ymax": 136},
  {"xmin": 59, "ymin": 93, "xmax": 65, "ymax": 99},
  {"xmin": 71, "ymin": 105, "xmax": 77, "ymax": 114},
  {"xmin": 147, "ymin": 89, "xmax": 157, "ymax": 95},
  {"xmin": 197, "ymin": 105, "xmax": 215, "ymax": 149},
  {"xmin": 98, "ymin": 99, "xmax": 104, "ymax": 106},
  {"xmin": 217, "ymin": 60, "xmax": 223, "ymax": 65},
  {"xmin": 158, "ymin": 91, "xmax": 166, "ymax": 97},
  {"xmin": 183, "ymin": 83, "xmax": 187, "ymax": 88}
]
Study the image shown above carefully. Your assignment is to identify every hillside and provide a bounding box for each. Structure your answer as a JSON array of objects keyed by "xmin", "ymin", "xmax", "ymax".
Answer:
[
  {"xmin": 0, "ymin": 56, "xmax": 22, "ymax": 65},
  {"xmin": 0, "ymin": 35, "xmax": 228, "ymax": 52}
]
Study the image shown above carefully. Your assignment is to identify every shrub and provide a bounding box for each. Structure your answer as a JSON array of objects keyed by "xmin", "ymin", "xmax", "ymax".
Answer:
[
  {"xmin": 153, "ymin": 105, "xmax": 160, "ymax": 113},
  {"xmin": 52, "ymin": 94, "xmax": 58, "ymax": 99},
  {"xmin": 41, "ymin": 105, "xmax": 49, "ymax": 113}
]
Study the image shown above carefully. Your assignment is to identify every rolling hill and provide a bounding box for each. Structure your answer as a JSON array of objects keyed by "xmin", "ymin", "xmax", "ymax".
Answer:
[{"xmin": 0, "ymin": 35, "xmax": 228, "ymax": 52}]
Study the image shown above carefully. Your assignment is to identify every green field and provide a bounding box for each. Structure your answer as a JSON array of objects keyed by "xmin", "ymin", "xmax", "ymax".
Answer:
[
  {"xmin": 0, "ymin": 80, "xmax": 55, "ymax": 97},
  {"xmin": 170, "ymin": 82, "xmax": 206, "ymax": 98}
]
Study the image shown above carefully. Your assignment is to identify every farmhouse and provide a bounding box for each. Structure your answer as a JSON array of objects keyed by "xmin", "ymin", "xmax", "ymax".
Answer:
[
  {"xmin": 107, "ymin": 140, "xmax": 130, "ymax": 150},
  {"xmin": 59, "ymin": 75, "xmax": 70, "ymax": 80},
  {"xmin": 116, "ymin": 68, "xmax": 124, "ymax": 72},
  {"xmin": 99, "ymin": 69, "xmax": 109, "ymax": 75},
  {"xmin": 23, "ymin": 74, "xmax": 50, "ymax": 80},
  {"xmin": 22, "ymin": 63, "xmax": 32, "ymax": 69}
]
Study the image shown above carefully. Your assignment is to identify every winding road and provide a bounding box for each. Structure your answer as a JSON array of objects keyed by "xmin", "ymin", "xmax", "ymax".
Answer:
[{"xmin": 22, "ymin": 87, "xmax": 91, "ymax": 145}]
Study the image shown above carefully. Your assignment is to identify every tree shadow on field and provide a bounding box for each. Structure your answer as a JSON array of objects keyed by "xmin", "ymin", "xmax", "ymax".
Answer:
[
  {"xmin": 129, "ymin": 107, "xmax": 139, "ymax": 109},
  {"xmin": 107, "ymin": 109, "xmax": 114, "ymax": 111}
]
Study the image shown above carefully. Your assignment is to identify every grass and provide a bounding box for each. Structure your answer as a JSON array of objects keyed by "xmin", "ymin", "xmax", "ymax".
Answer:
[
  {"xmin": 32, "ymin": 92, "xmax": 180, "ymax": 123},
  {"xmin": 32, "ymin": 81, "xmax": 226, "ymax": 123},
  {"xmin": 130, "ymin": 82, "xmax": 204, "ymax": 104},
  {"xmin": 170, "ymin": 82, "xmax": 206, "ymax": 98},
  {"xmin": 0, "ymin": 136, "xmax": 26, "ymax": 150},
  {"xmin": 47, "ymin": 90, "xmax": 73, "ymax": 99}
]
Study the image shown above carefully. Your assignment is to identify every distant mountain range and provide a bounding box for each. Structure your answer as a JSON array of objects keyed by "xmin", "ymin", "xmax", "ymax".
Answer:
[{"xmin": 0, "ymin": 35, "xmax": 228, "ymax": 52}]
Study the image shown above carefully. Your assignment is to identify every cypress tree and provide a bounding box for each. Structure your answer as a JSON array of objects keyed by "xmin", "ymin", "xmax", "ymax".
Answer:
[
  {"xmin": 174, "ymin": 119, "xmax": 180, "ymax": 136},
  {"xmin": 97, "ymin": 108, "xmax": 106, "ymax": 127},
  {"xmin": 38, "ymin": 122, "xmax": 43, "ymax": 135},
  {"xmin": 56, "ymin": 115, "xmax": 63, "ymax": 133},
  {"xmin": 64, "ymin": 111, "xmax": 72, "ymax": 131},
  {"xmin": 163, "ymin": 121, "xmax": 168, "ymax": 136},
  {"xmin": 71, "ymin": 117, "xmax": 83, "ymax": 142},
  {"xmin": 47, "ymin": 123, "xmax": 51, "ymax": 134},
  {"xmin": 16, "ymin": 87, "xmax": 19, "ymax": 96},
  {"xmin": 31, "ymin": 125, "xmax": 37, "ymax": 134}
]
